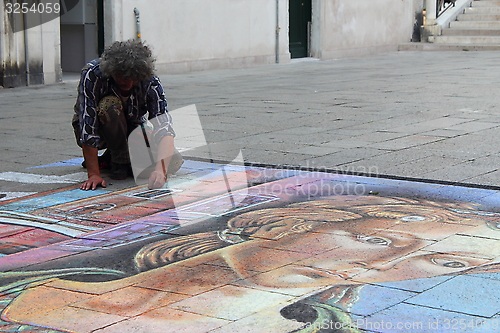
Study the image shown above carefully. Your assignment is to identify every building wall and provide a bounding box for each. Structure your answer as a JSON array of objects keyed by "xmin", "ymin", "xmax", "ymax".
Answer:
[
  {"xmin": 0, "ymin": 1, "xmax": 27, "ymax": 88},
  {"xmin": 42, "ymin": 17, "xmax": 63, "ymax": 84},
  {"xmin": 311, "ymin": 0, "xmax": 421, "ymax": 59},
  {"xmin": 105, "ymin": 0, "xmax": 290, "ymax": 74},
  {"xmin": 1, "ymin": 0, "xmax": 423, "ymax": 86},
  {"xmin": 0, "ymin": 1, "xmax": 62, "ymax": 88},
  {"xmin": 105, "ymin": 0, "xmax": 421, "ymax": 75}
]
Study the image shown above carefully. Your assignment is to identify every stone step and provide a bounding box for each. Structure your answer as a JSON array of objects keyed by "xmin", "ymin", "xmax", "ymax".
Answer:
[
  {"xmin": 433, "ymin": 35, "xmax": 500, "ymax": 43},
  {"xmin": 457, "ymin": 13, "xmax": 500, "ymax": 21},
  {"xmin": 465, "ymin": 7, "xmax": 500, "ymax": 14},
  {"xmin": 426, "ymin": 1, "xmax": 500, "ymax": 48},
  {"xmin": 471, "ymin": 0, "xmax": 500, "ymax": 5},
  {"xmin": 450, "ymin": 20, "xmax": 500, "ymax": 28},
  {"xmin": 442, "ymin": 28, "xmax": 500, "ymax": 35},
  {"xmin": 398, "ymin": 42, "xmax": 500, "ymax": 51}
]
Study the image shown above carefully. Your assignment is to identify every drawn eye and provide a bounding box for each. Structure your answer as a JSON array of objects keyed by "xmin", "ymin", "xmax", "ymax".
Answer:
[
  {"xmin": 357, "ymin": 235, "xmax": 391, "ymax": 246},
  {"xmin": 400, "ymin": 215, "xmax": 426, "ymax": 222},
  {"xmin": 431, "ymin": 257, "xmax": 467, "ymax": 269},
  {"xmin": 307, "ymin": 272, "xmax": 326, "ymax": 279}
]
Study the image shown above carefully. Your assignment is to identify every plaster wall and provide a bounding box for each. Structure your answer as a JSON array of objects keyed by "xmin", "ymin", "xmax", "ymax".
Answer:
[
  {"xmin": 0, "ymin": 1, "xmax": 26, "ymax": 87},
  {"xmin": 42, "ymin": 17, "xmax": 62, "ymax": 84},
  {"xmin": 0, "ymin": 3, "xmax": 61, "ymax": 87},
  {"xmin": 105, "ymin": 0, "xmax": 290, "ymax": 74},
  {"xmin": 105, "ymin": 0, "xmax": 421, "ymax": 73},
  {"xmin": 1, "ymin": 0, "xmax": 423, "ymax": 86},
  {"xmin": 312, "ymin": 0, "xmax": 418, "ymax": 59}
]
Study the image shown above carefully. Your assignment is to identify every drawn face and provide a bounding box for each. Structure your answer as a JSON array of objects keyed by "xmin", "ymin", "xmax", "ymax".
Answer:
[
  {"xmin": 3, "ymin": 198, "xmax": 498, "ymax": 333},
  {"xmin": 223, "ymin": 204, "xmax": 493, "ymax": 289}
]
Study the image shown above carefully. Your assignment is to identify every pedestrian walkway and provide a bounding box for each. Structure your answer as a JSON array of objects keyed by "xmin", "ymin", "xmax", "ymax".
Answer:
[
  {"xmin": 6, "ymin": 50, "xmax": 500, "ymax": 195},
  {"xmin": 1, "ymin": 50, "xmax": 500, "ymax": 332},
  {"xmin": 161, "ymin": 51, "xmax": 500, "ymax": 189}
]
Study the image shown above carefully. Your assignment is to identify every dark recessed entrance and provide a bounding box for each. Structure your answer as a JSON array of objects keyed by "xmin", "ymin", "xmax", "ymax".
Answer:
[{"xmin": 289, "ymin": 0, "xmax": 312, "ymax": 59}]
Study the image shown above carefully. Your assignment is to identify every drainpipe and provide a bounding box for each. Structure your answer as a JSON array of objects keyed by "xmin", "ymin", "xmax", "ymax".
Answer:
[
  {"xmin": 23, "ymin": 12, "xmax": 29, "ymax": 85},
  {"xmin": 134, "ymin": 8, "xmax": 141, "ymax": 40},
  {"xmin": 276, "ymin": 0, "xmax": 280, "ymax": 63}
]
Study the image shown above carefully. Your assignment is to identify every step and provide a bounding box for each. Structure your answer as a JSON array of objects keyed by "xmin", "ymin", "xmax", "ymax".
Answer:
[
  {"xmin": 457, "ymin": 13, "xmax": 500, "ymax": 20},
  {"xmin": 441, "ymin": 28, "xmax": 500, "ymax": 35},
  {"xmin": 432, "ymin": 1, "xmax": 500, "ymax": 48},
  {"xmin": 450, "ymin": 20, "xmax": 500, "ymax": 28},
  {"xmin": 471, "ymin": 0, "xmax": 500, "ymax": 5},
  {"xmin": 465, "ymin": 7, "xmax": 500, "ymax": 14},
  {"xmin": 399, "ymin": 42, "xmax": 500, "ymax": 51},
  {"xmin": 433, "ymin": 35, "xmax": 500, "ymax": 43}
]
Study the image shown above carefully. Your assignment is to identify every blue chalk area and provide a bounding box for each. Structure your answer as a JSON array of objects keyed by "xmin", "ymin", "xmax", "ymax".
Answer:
[
  {"xmin": 1, "ymin": 189, "xmax": 110, "ymax": 213},
  {"xmin": 349, "ymin": 284, "xmax": 416, "ymax": 316},
  {"xmin": 323, "ymin": 175, "xmax": 500, "ymax": 211},
  {"xmin": 26, "ymin": 158, "xmax": 84, "ymax": 169}
]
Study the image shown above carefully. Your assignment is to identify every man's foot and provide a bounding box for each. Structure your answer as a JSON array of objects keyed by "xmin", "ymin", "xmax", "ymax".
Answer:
[
  {"xmin": 110, "ymin": 162, "xmax": 133, "ymax": 180},
  {"xmin": 81, "ymin": 150, "xmax": 111, "ymax": 170}
]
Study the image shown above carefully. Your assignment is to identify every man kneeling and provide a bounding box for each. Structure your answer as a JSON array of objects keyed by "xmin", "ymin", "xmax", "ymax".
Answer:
[{"xmin": 72, "ymin": 39, "xmax": 182, "ymax": 191}]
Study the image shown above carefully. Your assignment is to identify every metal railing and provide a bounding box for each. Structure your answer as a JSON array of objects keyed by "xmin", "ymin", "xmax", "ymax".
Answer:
[
  {"xmin": 424, "ymin": 0, "xmax": 457, "ymax": 26},
  {"xmin": 437, "ymin": 0, "xmax": 456, "ymax": 18}
]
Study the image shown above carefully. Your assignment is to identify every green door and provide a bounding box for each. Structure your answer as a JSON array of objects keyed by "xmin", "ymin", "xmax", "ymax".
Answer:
[
  {"xmin": 97, "ymin": 0, "xmax": 105, "ymax": 55},
  {"xmin": 289, "ymin": 0, "xmax": 312, "ymax": 59}
]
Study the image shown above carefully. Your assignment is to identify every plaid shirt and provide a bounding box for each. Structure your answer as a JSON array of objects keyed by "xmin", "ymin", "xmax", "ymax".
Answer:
[{"xmin": 73, "ymin": 59, "xmax": 175, "ymax": 148}]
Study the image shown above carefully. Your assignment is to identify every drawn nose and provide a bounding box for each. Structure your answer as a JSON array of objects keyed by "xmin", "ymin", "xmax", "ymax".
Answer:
[
  {"xmin": 358, "ymin": 261, "xmax": 393, "ymax": 271},
  {"xmin": 352, "ymin": 250, "xmax": 421, "ymax": 271}
]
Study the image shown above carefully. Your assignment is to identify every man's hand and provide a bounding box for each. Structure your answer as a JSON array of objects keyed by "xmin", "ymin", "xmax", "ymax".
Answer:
[
  {"xmin": 81, "ymin": 145, "xmax": 106, "ymax": 190},
  {"xmin": 80, "ymin": 174, "xmax": 107, "ymax": 190},
  {"xmin": 148, "ymin": 170, "xmax": 166, "ymax": 189},
  {"xmin": 146, "ymin": 136, "xmax": 175, "ymax": 189}
]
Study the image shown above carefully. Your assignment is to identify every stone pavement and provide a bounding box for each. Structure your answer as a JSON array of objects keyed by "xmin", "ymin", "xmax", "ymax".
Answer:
[
  {"xmin": 1, "ymin": 50, "xmax": 500, "ymax": 332},
  {"xmin": 163, "ymin": 50, "xmax": 500, "ymax": 188},
  {"xmin": 3, "ymin": 50, "xmax": 500, "ymax": 195}
]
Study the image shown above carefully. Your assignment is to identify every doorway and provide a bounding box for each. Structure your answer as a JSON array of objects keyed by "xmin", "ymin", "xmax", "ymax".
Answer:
[
  {"xmin": 60, "ymin": 0, "xmax": 103, "ymax": 72},
  {"xmin": 289, "ymin": 0, "xmax": 312, "ymax": 58}
]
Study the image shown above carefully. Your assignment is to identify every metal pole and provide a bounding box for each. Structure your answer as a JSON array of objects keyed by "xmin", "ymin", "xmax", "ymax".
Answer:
[
  {"xmin": 276, "ymin": 0, "xmax": 280, "ymax": 63},
  {"xmin": 23, "ymin": 12, "xmax": 29, "ymax": 85}
]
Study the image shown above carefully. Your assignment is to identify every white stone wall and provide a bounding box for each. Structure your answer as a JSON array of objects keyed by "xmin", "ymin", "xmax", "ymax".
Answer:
[
  {"xmin": 104, "ymin": 0, "xmax": 421, "ymax": 74},
  {"xmin": 311, "ymin": 0, "xmax": 419, "ymax": 59},
  {"xmin": 105, "ymin": 0, "xmax": 290, "ymax": 74},
  {"xmin": 0, "ymin": 2, "xmax": 61, "ymax": 87},
  {"xmin": 42, "ymin": 17, "xmax": 62, "ymax": 84},
  {"xmin": 0, "ymin": 0, "xmax": 26, "ymax": 87},
  {"xmin": 1, "ymin": 0, "xmax": 423, "ymax": 86}
]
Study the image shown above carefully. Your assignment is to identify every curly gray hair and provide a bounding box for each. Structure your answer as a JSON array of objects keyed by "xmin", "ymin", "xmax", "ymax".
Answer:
[{"xmin": 100, "ymin": 39, "xmax": 155, "ymax": 81}]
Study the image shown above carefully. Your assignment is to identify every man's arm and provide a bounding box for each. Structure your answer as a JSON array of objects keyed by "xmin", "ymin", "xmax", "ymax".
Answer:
[
  {"xmin": 75, "ymin": 61, "xmax": 106, "ymax": 190},
  {"xmin": 148, "ymin": 135, "xmax": 174, "ymax": 189},
  {"xmin": 81, "ymin": 144, "xmax": 107, "ymax": 190},
  {"xmin": 145, "ymin": 77, "xmax": 176, "ymax": 189}
]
